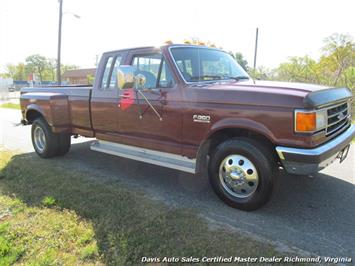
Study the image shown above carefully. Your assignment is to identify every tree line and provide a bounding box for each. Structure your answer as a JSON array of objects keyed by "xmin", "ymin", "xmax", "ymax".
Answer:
[
  {"xmin": 0, "ymin": 55, "xmax": 78, "ymax": 82},
  {"xmin": 244, "ymin": 33, "xmax": 354, "ymax": 91}
]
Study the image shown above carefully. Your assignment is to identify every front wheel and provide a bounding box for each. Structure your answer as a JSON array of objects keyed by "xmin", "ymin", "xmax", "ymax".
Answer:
[{"xmin": 209, "ymin": 138, "xmax": 275, "ymax": 211}]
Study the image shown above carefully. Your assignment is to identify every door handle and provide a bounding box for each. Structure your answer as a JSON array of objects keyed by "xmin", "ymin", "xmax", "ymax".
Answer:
[{"xmin": 120, "ymin": 93, "xmax": 131, "ymax": 99}]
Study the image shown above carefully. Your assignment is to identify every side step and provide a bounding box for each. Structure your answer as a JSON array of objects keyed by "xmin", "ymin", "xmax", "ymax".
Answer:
[{"xmin": 90, "ymin": 140, "xmax": 196, "ymax": 174}]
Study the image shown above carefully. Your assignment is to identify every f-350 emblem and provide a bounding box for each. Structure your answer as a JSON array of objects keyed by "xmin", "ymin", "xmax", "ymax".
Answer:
[{"xmin": 193, "ymin": 114, "xmax": 211, "ymax": 123}]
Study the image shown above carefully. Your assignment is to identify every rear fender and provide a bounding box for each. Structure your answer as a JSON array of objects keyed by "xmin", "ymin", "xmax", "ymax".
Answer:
[{"xmin": 22, "ymin": 92, "xmax": 71, "ymax": 132}]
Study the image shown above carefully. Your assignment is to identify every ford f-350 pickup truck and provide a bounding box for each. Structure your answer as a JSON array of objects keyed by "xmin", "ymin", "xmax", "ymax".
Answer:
[{"xmin": 20, "ymin": 44, "xmax": 354, "ymax": 210}]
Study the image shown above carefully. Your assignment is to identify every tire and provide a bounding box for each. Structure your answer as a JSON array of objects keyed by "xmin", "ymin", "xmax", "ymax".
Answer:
[
  {"xmin": 208, "ymin": 138, "xmax": 275, "ymax": 211},
  {"xmin": 31, "ymin": 118, "xmax": 59, "ymax": 158},
  {"xmin": 57, "ymin": 133, "xmax": 71, "ymax": 156},
  {"xmin": 31, "ymin": 118, "xmax": 71, "ymax": 158}
]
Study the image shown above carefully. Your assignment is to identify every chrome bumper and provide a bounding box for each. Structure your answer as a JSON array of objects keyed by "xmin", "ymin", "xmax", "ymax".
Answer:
[{"xmin": 276, "ymin": 125, "xmax": 355, "ymax": 175}]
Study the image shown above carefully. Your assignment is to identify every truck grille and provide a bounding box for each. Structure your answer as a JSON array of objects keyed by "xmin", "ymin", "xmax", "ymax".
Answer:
[{"xmin": 326, "ymin": 101, "xmax": 350, "ymax": 136}]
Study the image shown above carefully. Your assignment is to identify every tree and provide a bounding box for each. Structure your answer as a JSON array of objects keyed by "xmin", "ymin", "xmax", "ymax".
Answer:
[
  {"xmin": 234, "ymin": 52, "xmax": 249, "ymax": 71},
  {"xmin": 276, "ymin": 56, "xmax": 320, "ymax": 84},
  {"xmin": 0, "ymin": 55, "xmax": 79, "ymax": 82},
  {"xmin": 61, "ymin": 64, "xmax": 78, "ymax": 76},
  {"xmin": 249, "ymin": 66, "xmax": 274, "ymax": 80},
  {"xmin": 273, "ymin": 33, "xmax": 355, "ymax": 90},
  {"xmin": 319, "ymin": 33, "xmax": 355, "ymax": 88},
  {"xmin": 2, "ymin": 64, "xmax": 16, "ymax": 78},
  {"xmin": 46, "ymin": 58, "xmax": 57, "ymax": 81},
  {"xmin": 87, "ymin": 74, "xmax": 95, "ymax": 85},
  {"xmin": 25, "ymin": 54, "xmax": 48, "ymax": 82},
  {"xmin": 2, "ymin": 63, "xmax": 28, "ymax": 80}
]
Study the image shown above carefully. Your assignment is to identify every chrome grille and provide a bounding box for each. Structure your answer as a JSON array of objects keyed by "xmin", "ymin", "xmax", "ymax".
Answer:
[{"xmin": 326, "ymin": 101, "xmax": 350, "ymax": 136}]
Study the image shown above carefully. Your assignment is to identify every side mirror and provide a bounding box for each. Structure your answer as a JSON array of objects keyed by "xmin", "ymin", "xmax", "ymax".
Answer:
[
  {"xmin": 135, "ymin": 74, "xmax": 146, "ymax": 89},
  {"xmin": 117, "ymin": 65, "xmax": 135, "ymax": 90},
  {"xmin": 117, "ymin": 65, "xmax": 146, "ymax": 90}
]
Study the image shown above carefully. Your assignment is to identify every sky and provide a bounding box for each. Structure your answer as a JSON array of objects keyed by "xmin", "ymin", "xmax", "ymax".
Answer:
[{"xmin": 0, "ymin": 0, "xmax": 354, "ymax": 72}]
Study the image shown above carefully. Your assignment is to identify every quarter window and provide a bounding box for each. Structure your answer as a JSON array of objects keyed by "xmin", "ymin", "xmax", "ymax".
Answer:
[
  {"xmin": 101, "ymin": 56, "xmax": 113, "ymax": 89},
  {"xmin": 109, "ymin": 56, "xmax": 122, "ymax": 89},
  {"xmin": 100, "ymin": 55, "xmax": 122, "ymax": 89}
]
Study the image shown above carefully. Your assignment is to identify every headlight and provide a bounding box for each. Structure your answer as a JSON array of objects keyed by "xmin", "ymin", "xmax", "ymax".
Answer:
[{"xmin": 294, "ymin": 109, "xmax": 327, "ymax": 133}]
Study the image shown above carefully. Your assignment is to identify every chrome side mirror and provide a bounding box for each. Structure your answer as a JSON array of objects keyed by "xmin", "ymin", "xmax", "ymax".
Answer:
[
  {"xmin": 135, "ymin": 74, "xmax": 146, "ymax": 89},
  {"xmin": 117, "ymin": 65, "xmax": 146, "ymax": 90},
  {"xmin": 117, "ymin": 65, "xmax": 135, "ymax": 89}
]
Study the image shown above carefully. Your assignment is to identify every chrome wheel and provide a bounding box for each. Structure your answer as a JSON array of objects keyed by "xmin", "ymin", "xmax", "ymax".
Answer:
[
  {"xmin": 219, "ymin": 154, "xmax": 259, "ymax": 198},
  {"xmin": 34, "ymin": 126, "xmax": 46, "ymax": 152}
]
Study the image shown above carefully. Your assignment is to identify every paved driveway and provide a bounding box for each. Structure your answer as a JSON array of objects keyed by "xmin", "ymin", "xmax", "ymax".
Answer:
[{"xmin": 1, "ymin": 108, "xmax": 354, "ymax": 258}]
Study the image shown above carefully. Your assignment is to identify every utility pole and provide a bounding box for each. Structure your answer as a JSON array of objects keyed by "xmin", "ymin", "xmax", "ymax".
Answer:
[
  {"xmin": 57, "ymin": 0, "xmax": 63, "ymax": 85},
  {"xmin": 253, "ymin": 27, "xmax": 259, "ymax": 70}
]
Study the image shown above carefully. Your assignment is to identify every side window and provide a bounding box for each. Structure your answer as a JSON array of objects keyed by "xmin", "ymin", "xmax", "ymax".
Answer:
[
  {"xmin": 109, "ymin": 55, "xmax": 122, "ymax": 89},
  {"xmin": 133, "ymin": 54, "xmax": 161, "ymax": 89},
  {"xmin": 100, "ymin": 55, "xmax": 122, "ymax": 89},
  {"xmin": 101, "ymin": 57, "xmax": 113, "ymax": 89},
  {"xmin": 132, "ymin": 53, "xmax": 174, "ymax": 89}
]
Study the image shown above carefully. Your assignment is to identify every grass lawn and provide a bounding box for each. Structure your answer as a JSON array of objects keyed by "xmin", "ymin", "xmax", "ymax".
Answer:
[
  {"xmin": 0, "ymin": 150, "xmax": 291, "ymax": 265},
  {"xmin": 0, "ymin": 103, "xmax": 20, "ymax": 110}
]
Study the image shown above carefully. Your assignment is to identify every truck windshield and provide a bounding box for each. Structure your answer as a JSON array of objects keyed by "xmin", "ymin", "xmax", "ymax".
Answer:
[{"xmin": 170, "ymin": 47, "xmax": 249, "ymax": 83}]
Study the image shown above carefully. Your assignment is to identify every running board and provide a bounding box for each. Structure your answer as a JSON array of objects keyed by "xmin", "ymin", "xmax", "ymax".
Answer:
[{"xmin": 90, "ymin": 140, "xmax": 196, "ymax": 174}]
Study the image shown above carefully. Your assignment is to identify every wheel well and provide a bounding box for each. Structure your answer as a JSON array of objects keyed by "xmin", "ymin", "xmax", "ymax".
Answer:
[
  {"xmin": 26, "ymin": 110, "xmax": 43, "ymax": 124},
  {"xmin": 196, "ymin": 128, "xmax": 279, "ymax": 173}
]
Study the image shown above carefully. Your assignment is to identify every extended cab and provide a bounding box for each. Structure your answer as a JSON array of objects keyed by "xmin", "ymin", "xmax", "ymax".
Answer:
[{"xmin": 20, "ymin": 44, "xmax": 355, "ymax": 210}]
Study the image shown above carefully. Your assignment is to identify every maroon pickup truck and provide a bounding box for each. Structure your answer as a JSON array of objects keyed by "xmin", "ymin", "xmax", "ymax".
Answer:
[{"xmin": 20, "ymin": 44, "xmax": 354, "ymax": 210}]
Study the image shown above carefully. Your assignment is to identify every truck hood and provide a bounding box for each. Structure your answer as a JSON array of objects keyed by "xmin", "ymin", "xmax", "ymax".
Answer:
[
  {"xmin": 188, "ymin": 80, "xmax": 352, "ymax": 108},
  {"xmin": 244, "ymin": 80, "xmax": 329, "ymax": 92}
]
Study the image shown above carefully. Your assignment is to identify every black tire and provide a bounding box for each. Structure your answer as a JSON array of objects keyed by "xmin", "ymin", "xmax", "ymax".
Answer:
[
  {"xmin": 31, "ymin": 118, "xmax": 59, "ymax": 158},
  {"xmin": 208, "ymin": 138, "xmax": 276, "ymax": 211},
  {"xmin": 31, "ymin": 118, "xmax": 71, "ymax": 158},
  {"xmin": 57, "ymin": 133, "xmax": 71, "ymax": 156}
]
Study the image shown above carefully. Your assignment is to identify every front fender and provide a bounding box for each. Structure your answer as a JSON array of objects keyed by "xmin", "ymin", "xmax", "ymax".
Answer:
[
  {"xmin": 194, "ymin": 118, "xmax": 276, "ymax": 173},
  {"xmin": 206, "ymin": 117, "xmax": 277, "ymax": 143}
]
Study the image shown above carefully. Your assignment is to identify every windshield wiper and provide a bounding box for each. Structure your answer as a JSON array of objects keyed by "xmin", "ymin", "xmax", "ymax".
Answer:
[
  {"xmin": 190, "ymin": 75, "xmax": 249, "ymax": 81},
  {"xmin": 223, "ymin": 76, "xmax": 250, "ymax": 81},
  {"xmin": 190, "ymin": 75, "xmax": 223, "ymax": 81},
  {"xmin": 189, "ymin": 75, "xmax": 250, "ymax": 82}
]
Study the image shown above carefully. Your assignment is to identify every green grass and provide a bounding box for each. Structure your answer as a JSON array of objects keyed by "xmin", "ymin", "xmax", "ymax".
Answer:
[
  {"xmin": 0, "ymin": 103, "xmax": 20, "ymax": 109},
  {"xmin": 0, "ymin": 150, "xmax": 291, "ymax": 265}
]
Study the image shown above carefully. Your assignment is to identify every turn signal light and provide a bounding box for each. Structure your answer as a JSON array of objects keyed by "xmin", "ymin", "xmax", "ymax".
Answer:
[
  {"xmin": 295, "ymin": 112, "xmax": 316, "ymax": 132},
  {"xmin": 294, "ymin": 109, "xmax": 327, "ymax": 133}
]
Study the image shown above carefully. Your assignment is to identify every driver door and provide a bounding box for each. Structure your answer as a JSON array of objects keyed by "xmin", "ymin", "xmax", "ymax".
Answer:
[{"xmin": 117, "ymin": 51, "xmax": 182, "ymax": 155}]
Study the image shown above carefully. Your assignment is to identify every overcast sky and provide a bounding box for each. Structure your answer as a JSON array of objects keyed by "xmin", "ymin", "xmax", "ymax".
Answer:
[{"xmin": 0, "ymin": 0, "xmax": 354, "ymax": 72}]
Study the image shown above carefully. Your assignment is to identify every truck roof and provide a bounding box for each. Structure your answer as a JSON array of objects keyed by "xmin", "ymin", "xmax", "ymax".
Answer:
[{"xmin": 103, "ymin": 44, "xmax": 221, "ymax": 55}]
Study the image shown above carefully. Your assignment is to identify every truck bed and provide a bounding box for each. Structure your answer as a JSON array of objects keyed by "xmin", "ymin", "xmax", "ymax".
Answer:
[{"xmin": 20, "ymin": 85, "xmax": 93, "ymax": 135}]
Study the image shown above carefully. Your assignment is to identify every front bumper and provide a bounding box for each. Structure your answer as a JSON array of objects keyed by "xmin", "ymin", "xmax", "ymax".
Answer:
[{"xmin": 276, "ymin": 125, "xmax": 355, "ymax": 175}]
